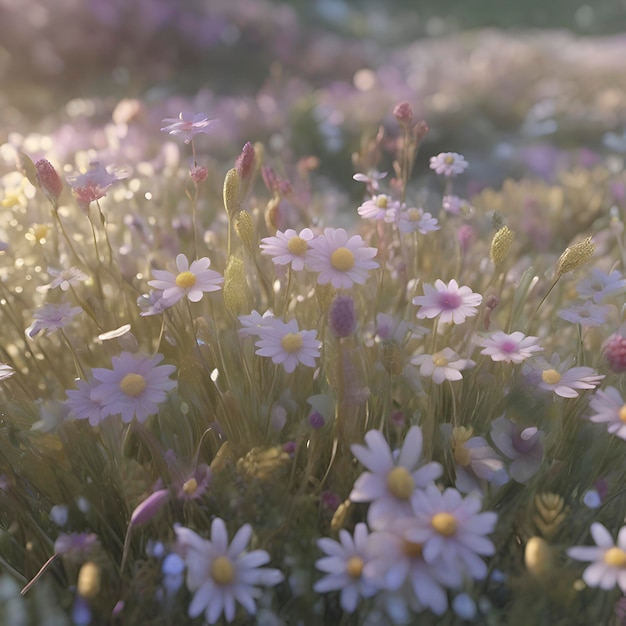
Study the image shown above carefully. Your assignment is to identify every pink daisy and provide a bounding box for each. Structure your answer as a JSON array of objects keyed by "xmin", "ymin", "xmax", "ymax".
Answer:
[
  {"xmin": 260, "ymin": 228, "xmax": 315, "ymax": 271},
  {"xmin": 477, "ymin": 331, "xmax": 542, "ymax": 364},
  {"xmin": 253, "ymin": 318, "xmax": 321, "ymax": 373},
  {"xmin": 306, "ymin": 228, "xmax": 379, "ymax": 289},
  {"xmin": 91, "ymin": 352, "xmax": 177, "ymax": 423},
  {"xmin": 412, "ymin": 279, "xmax": 482, "ymax": 324},
  {"xmin": 66, "ymin": 161, "xmax": 126, "ymax": 209},
  {"xmin": 398, "ymin": 207, "xmax": 440, "ymax": 234},
  {"xmin": 148, "ymin": 253, "xmax": 223, "ymax": 306}
]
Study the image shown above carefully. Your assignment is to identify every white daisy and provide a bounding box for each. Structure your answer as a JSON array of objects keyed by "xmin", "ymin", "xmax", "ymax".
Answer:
[
  {"xmin": 174, "ymin": 518, "xmax": 283, "ymax": 624},
  {"xmin": 306, "ymin": 228, "xmax": 379, "ymax": 289},
  {"xmin": 411, "ymin": 348, "xmax": 475, "ymax": 384},
  {"xmin": 148, "ymin": 253, "xmax": 223, "ymax": 306},
  {"xmin": 260, "ymin": 228, "xmax": 315, "ymax": 271}
]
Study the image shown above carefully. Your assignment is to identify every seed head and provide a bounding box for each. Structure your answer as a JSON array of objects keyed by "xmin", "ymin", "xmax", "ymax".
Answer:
[
  {"xmin": 490, "ymin": 226, "xmax": 513, "ymax": 267},
  {"xmin": 556, "ymin": 237, "xmax": 595, "ymax": 277},
  {"xmin": 223, "ymin": 168, "xmax": 240, "ymax": 218}
]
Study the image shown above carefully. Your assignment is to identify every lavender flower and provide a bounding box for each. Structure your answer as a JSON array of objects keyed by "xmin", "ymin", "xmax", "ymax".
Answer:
[
  {"xmin": 161, "ymin": 112, "xmax": 216, "ymax": 144},
  {"xmin": 27, "ymin": 302, "xmax": 82, "ymax": 338},
  {"xmin": 490, "ymin": 416, "xmax": 543, "ymax": 483}
]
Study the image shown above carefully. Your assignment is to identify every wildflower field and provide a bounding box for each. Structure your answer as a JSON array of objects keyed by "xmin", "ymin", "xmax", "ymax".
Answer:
[{"xmin": 3, "ymin": 1, "xmax": 626, "ymax": 624}]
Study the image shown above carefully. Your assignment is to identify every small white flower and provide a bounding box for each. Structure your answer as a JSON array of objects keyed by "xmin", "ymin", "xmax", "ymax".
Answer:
[
  {"xmin": 411, "ymin": 348, "xmax": 474, "ymax": 384},
  {"xmin": 175, "ymin": 519, "xmax": 283, "ymax": 624},
  {"xmin": 398, "ymin": 206, "xmax": 440, "ymax": 234},
  {"xmin": 477, "ymin": 331, "xmax": 542, "ymax": 364},
  {"xmin": 46, "ymin": 267, "xmax": 88, "ymax": 291},
  {"xmin": 568, "ymin": 522, "xmax": 626, "ymax": 592},
  {"xmin": 260, "ymin": 228, "xmax": 315, "ymax": 271},
  {"xmin": 577, "ymin": 268, "xmax": 626, "ymax": 303},
  {"xmin": 429, "ymin": 152, "xmax": 468, "ymax": 177},
  {"xmin": 557, "ymin": 300, "xmax": 612, "ymax": 327},
  {"xmin": 525, "ymin": 357, "xmax": 604, "ymax": 398},
  {"xmin": 357, "ymin": 195, "xmax": 398, "ymax": 223},
  {"xmin": 588, "ymin": 386, "xmax": 626, "ymax": 440},
  {"xmin": 349, "ymin": 426, "xmax": 442, "ymax": 529}
]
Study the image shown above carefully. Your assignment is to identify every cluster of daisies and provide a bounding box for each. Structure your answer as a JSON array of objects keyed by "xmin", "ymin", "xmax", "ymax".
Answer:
[{"xmin": 4, "ymin": 108, "xmax": 626, "ymax": 625}]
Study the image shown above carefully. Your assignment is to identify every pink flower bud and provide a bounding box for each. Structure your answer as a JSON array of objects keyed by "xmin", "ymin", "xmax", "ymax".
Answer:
[
  {"xmin": 190, "ymin": 165, "xmax": 208, "ymax": 185},
  {"xmin": 235, "ymin": 142, "xmax": 256, "ymax": 181},
  {"xmin": 130, "ymin": 489, "xmax": 169, "ymax": 526},
  {"xmin": 35, "ymin": 159, "xmax": 63, "ymax": 202},
  {"xmin": 604, "ymin": 333, "xmax": 626, "ymax": 373},
  {"xmin": 393, "ymin": 101, "xmax": 414, "ymax": 127}
]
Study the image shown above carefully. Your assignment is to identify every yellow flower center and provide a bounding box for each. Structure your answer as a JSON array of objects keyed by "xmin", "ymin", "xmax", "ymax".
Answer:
[
  {"xmin": 211, "ymin": 556, "xmax": 235, "ymax": 585},
  {"xmin": 175, "ymin": 270, "xmax": 196, "ymax": 289},
  {"xmin": 32, "ymin": 224, "xmax": 50, "ymax": 241},
  {"xmin": 407, "ymin": 207, "xmax": 421, "ymax": 222},
  {"xmin": 330, "ymin": 247, "xmax": 355, "ymax": 272},
  {"xmin": 375, "ymin": 195, "xmax": 388, "ymax": 208},
  {"xmin": 619, "ymin": 405, "xmax": 626, "ymax": 423},
  {"xmin": 182, "ymin": 478, "xmax": 198, "ymax": 496},
  {"xmin": 444, "ymin": 155, "xmax": 455, "ymax": 165},
  {"xmin": 120, "ymin": 373, "xmax": 146, "ymax": 397},
  {"xmin": 604, "ymin": 547, "xmax": 626, "ymax": 568},
  {"xmin": 386, "ymin": 466, "xmax": 415, "ymax": 500},
  {"xmin": 433, "ymin": 353, "xmax": 449, "ymax": 367},
  {"xmin": 287, "ymin": 235, "xmax": 308, "ymax": 256},
  {"xmin": 403, "ymin": 540, "xmax": 424, "ymax": 559},
  {"xmin": 432, "ymin": 512, "xmax": 457, "ymax": 536},
  {"xmin": 346, "ymin": 556, "xmax": 364, "ymax": 578},
  {"xmin": 281, "ymin": 333, "xmax": 303, "ymax": 353},
  {"xmin": 541, "ymin": 369, "xmax": 561, "ymax": 385}
]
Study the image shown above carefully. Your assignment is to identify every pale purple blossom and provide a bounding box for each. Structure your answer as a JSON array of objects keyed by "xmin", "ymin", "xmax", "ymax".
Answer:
[
  {"xmin": 567, "ymin": 523, "xmax": 626, "ymax": 592},
  {"xmin": 148, "ymin": 253, "xmax": 223, "ymax": 306},
  {"xmin": 406, "ymin": 485, "xmax": 497, "ymax": 582},
  {"xmin": 557, "ymin": 300, "xmax": 612, "ymax": 327},
  {"xmin": 411, "ymin": 348, "xmax": 475, "ymax": 384},
  {"xmin": 137, "ymin": 290, "xmax": 174, "ymax": 317},
  {"xmin": 260, "ymin": 228, "xmax": 315, "ymax": 271},
  {"xmin": 66, "ymin": 161, "xmax": 126, "ymax": 208},
  {"xmin": 349, "ymin": 426, "xmax": 442, "ymax": 529},
  {"xmin": 490, "ymin": 416, "xmax": 543, "ymax": 483},
  {"xmin": 442, "ymin": 195, "xmax": 472, "ymax": 216},
  {"xmin": 412, "ymin": 279, "xmax": 482, "ymax": 324},
  {"xmin": 174, "ymin": 518, "xmax": 283, "ymax": 624},
  {"xmin": 588, "ymin": 386, "xmax": 626, "ymax": 440},
  {"xmin": 65, "ymin": 378, "xmax": 105, "ymax": 426},
  {"xmin": 161, "ymin": 112, "xmax": 216, "ymax": 144},
  {"xmin": 314, "ymin": 523, "xmax": 380, "ymax": 612},
  {"xmin": 442, "ymin": 425, "xmax": 508, "ymax": 493},
  {"xmin": 306, "ymin": 228, "xmax": 379, "ymax": 289},
  {"xmin": 27, "ymin": 302, "xmax": 82, "ymax": 338},
  {"xmin": 90, "ymin": 352, "xmax": 177, "ymax": 423},
  {"xmin": 398, "ymin": 207, "xmax": 440, "ymax": 234},
  {"xmin": 367, "ymin": 525, "xmax": 457, "ymax": 615},
  {"xmin": 429, "ymin": 152, "xmax": 468, "ymax": 177},
  {"xmin": 238, "ymin": 310, "xmax": 276, "ymax": 338},
  {"xmin": 45, "ymin": 267, "xmax": 88, "ymax": 292},
  {"xmin": 357, "ymin": 195, "xmax": 398, "ymax": 223},
  {"xmin": 477, "ymin": 331, "xmax": 542, "ymax": 363},
  {"xmin": 577, "ymin": 268, "xmax": 626, "ymax": 303},
  {"xmin": 524, "ymin": 356, "xmax": 604, "ymax": 398},
  {"xmin": 252, "ymin": 318, "xmax": 321, "ymax": 373},
  {"xmin": 353, "ymin": 170, "xmax": 387, "ymax": 193},
  {"xmin": 0, "ymin": 363, "xmax": 15, "ymax": 381}
]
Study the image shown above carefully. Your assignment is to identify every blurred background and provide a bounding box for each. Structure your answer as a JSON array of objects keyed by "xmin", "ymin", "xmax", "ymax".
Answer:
[{"xmin": 2, "ymin": 0, "xmax": 626, "ymax": 190}]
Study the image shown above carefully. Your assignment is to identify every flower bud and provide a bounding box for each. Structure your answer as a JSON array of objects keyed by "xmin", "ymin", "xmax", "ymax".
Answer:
[
  {"xmin": 328, "ymin": 295, "xmax": 357, "ymax": 338},
  {"xmin": 524, "ymin": 536, "xmax": 553, "ymax": 577},
  {"xmin": 235, "ymin": 142, "xmax": 256, "ymax": 181},
  {"xmin": 77, "ymin": 561, "xmax": 101, "ymax": 599},
  {"xmin": 393, "ymin": 101, "xmax": 414, "ymax": 128},
  {"xmin": 223, "ymin": 168, "xmax": 240, "ymax": 218},
  {"xmin": 35, "ymin": 159, "xmax": 63, "ymax": 204},
  {"xmin": 604, "ymin": 333, "xmax": 626, "ymax": 373},
  {"xmin": 490, "ymin": 226, "xmax": 513, "ymax": 267},
  {"xmin": 130, "ymin": 489, "xmax": 169, "ymax": 526},
  {"xmin": 190, "ymin": 164, "xmax": 208, "ymax": 185},
  {"xmin": 556, "ymin": 237, "xmax": 595, "ymax": 277}
]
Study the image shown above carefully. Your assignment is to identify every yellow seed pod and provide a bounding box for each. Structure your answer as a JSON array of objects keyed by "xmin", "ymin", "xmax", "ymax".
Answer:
[
  {"xmin": 556, "ymin": 237, "xmax": 595, "ymax": 277},
  {"xmin": 525, "ymin": 536, "xmax": 553, "ymax": 577},
  {"xmin": 532, "ymin": 492, "xmax": 568, "ymax": 538},
  {"xmin": 265, "ymin": 196, "xmax": 281, "ymax": 231},
  {"xmin": 331, "ymin": 499, "xmax": 352, "ymax": 532},
  {"xmin": 490, "ymin": 226, "xmax": 514, "ymax": 267},
  {"xmin": 316, "ymin": 282, "xmax": 335, "ymax": 315},
  {"xmin": 223, "ymin": 168, "xmax": 240, "ymax": 219},
  {"xmin": 223, "ymin": 255, "xmax": 249, "ymax": 319},
  {"xmin": 234, "ymin": 210, "xmax": 255, "ymax": 253},
  {"xmin": 77, "ymin": 561, "xmax": 101, "ymax": 599}
]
